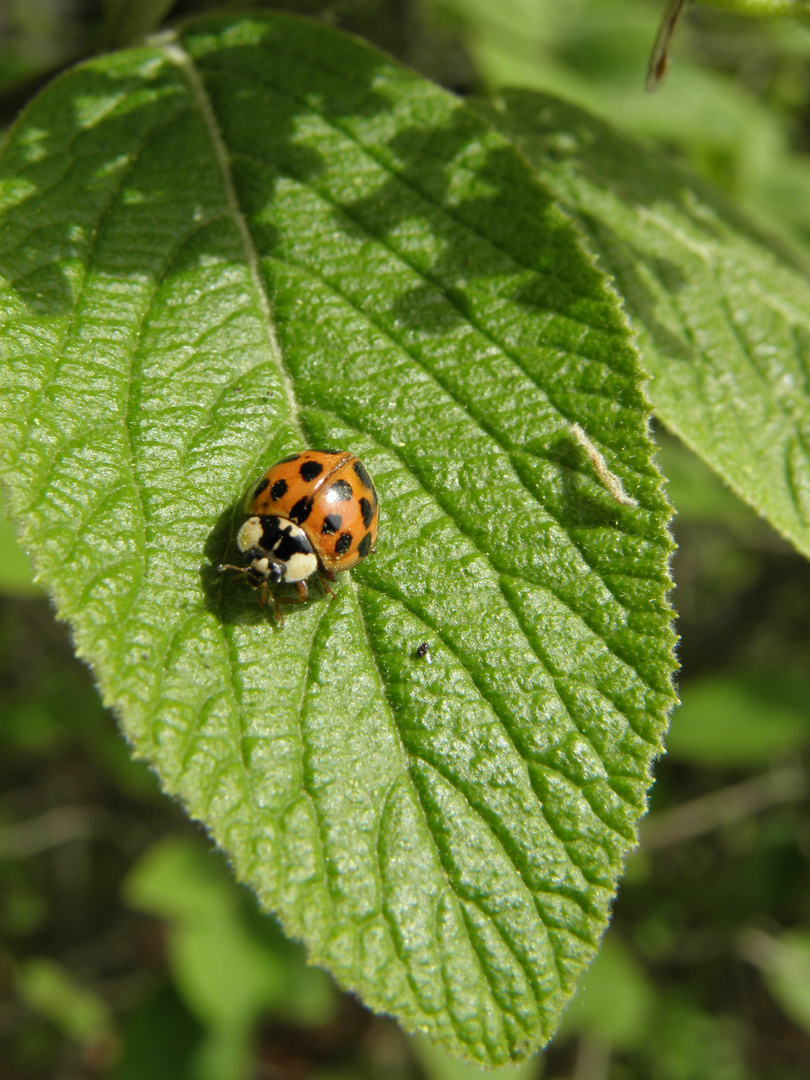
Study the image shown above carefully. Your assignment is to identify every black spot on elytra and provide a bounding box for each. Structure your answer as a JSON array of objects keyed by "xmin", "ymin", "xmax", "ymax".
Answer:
[
  {"xmin": 353, "ymin": 460, "xmax": 376, "ymax": 501},
  {"xmin": 289, "ymin": 497, "xmax": 313, "ymax": 524},
  {"xmin": 357, "ymin": 532, "xmax": 372, "ymax": 559},
  {"xmin": 300, "ymin": 460, "xmax": 324, "ymax": 482},
  {"xmin": 252, "ymin": 477, "xmax": 270, "ymax": 500},
  {"xmin": 335, "ymin": 532, "xmax": 353, "ymax": 555},
  {"xmin": 321, "ymin": 513, "xmax": 342, "ymax": 535},
  {"xmin": 270, "ymin": 478, "xmax": 288, "ymax": 501},
  {"xmin": 278, "ymin": 453, "xmax": 301, "ymax": 464},
  {"xmin": 314, "ymin": 448, "xmax": 341, "ymax": 455},
  {"xmin": 328, "ymin": 479, "xmax": 353, "ymax": 502},
  {"xmin": 359, "ymin": 497, "xmax": 373, "ymax": 528}
]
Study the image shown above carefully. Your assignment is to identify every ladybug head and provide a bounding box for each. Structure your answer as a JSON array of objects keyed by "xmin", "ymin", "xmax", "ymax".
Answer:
[{"xmin": 243, "ymin": 547, "xmax": 284, "ymax": 587}]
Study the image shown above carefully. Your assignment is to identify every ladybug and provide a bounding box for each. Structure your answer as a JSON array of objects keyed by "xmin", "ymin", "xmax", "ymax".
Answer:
[{"xmin": 219, "ymin": 449, "xmax": 378, "ymax": 622}]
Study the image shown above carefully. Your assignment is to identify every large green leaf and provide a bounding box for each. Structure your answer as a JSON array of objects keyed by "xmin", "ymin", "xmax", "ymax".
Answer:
[
  {"xmin": 481, "ymin": 89, "xmax": 810, "ymax": 560},
  {"xmin": 0, "ymin": 13, "xmax": 676, "ymax": 1064}
]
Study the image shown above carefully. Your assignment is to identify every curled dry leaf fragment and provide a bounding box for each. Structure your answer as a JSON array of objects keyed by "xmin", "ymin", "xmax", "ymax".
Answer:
[{"xmin": 571, "ymin": 423, "xmax": 639, "ymax": 507}]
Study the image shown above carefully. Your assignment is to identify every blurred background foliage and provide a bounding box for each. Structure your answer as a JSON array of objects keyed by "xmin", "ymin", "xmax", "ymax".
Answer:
[{"xmin": 1, "ymin": 1, "xmax": 810, "ymax": 1077}]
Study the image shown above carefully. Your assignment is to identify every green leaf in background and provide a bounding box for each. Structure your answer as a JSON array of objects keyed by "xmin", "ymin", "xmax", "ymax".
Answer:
[
  {"xmin": 654, "ymin": 429, "xmax": 758, "ymax": 526},
  {"xmin": 124, "ymin": 837, "xmax": 335, "ymax": 1080},
  {"xmin": 668, "ymin": 673, "xmax": 810, "ymax": 765},
  {"xmin": 481, "ymin": 90, "xmax": 810, "ymax": 560},
  {"xmin": 435, "ymin": 0, "xmax": 810, "ymax": 259},
  {"xmin": 559, "ymin": 932, "xmax": 653, "ymax": 1050},
  {"xmin": 705, "ymin": 0, "xmax": 809, "ymax": 14},
  {"xmin": 115, "ymin": 983, "xmax": 204, "ymax": 1080},
  {"xmin": 15, "ymin": 957, "xmax": 116, "ymax": 1052},
  {"xmin": 100, "ymin": 0, "xmax": 180, "ymax": 50},
  {"xmin": 0, "ymin": 12, "xmax": 676, "ymax": 1064},
  {"xmin": 742, "ymin": 928, "xmax": 810, "ymax": 1037},
  {"xmin": 0, "ymin": 488, "xmax": 40, "ymax": 596}
]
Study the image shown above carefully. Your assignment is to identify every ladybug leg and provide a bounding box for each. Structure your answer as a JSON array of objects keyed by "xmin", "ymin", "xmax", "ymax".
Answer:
[
  {"xmin": 218, "ymin": 562, "xmax": 246, "ymax": 576},
  {"xmin": 273, "ymin": 580, "xmax": 309, "ymax": 626},
  {"xmin": 318, "ymin": 570, "xmax": 337, "ymax": 598},
  {"xmin": 219, "ymin": 563, "xmax": 254, "ymax": 594}
]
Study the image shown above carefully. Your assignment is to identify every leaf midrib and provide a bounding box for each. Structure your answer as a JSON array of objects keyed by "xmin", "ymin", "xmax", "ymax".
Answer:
[{"xmin": 162, "ymin": 40, "xmax": 298, "ymax": 432}]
